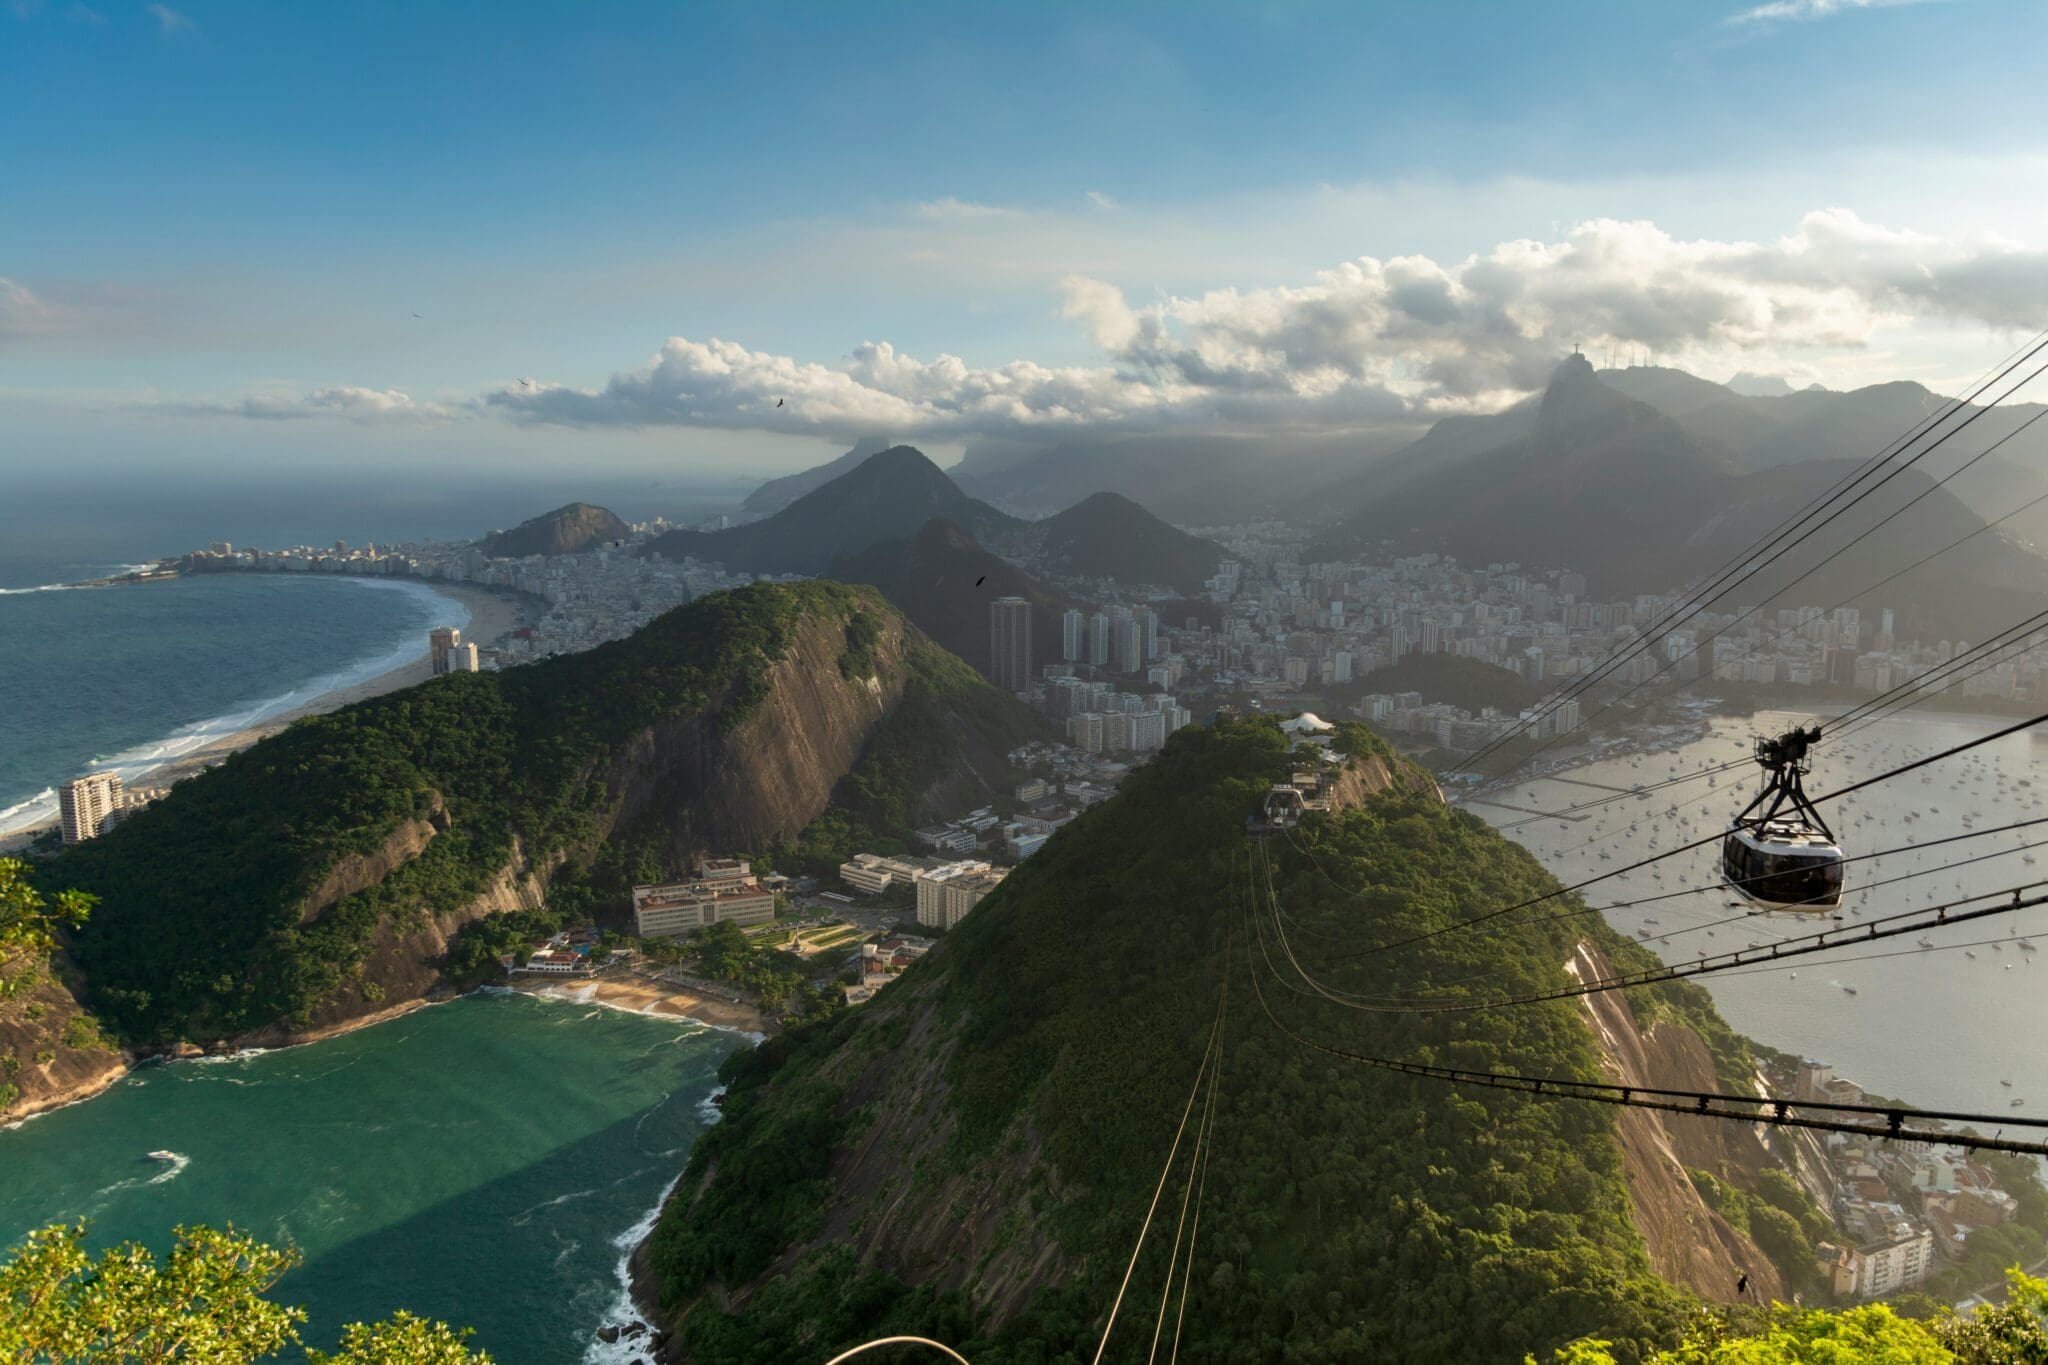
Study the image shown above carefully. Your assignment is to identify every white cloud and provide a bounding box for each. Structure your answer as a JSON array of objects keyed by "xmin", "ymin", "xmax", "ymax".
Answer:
[
  {"xmin": 1085, "ymin": 190, "xmax": 1118, "ymax": 211},
  {"xmin": 1725, "ymin": 0, "xmax": 1940, "ymax": 26},
  {"xmin": 146, "ymin": 2, "xmax": 191, "ymax": 35},
  {"xmin": 144, "ymin": 386, "xmax": 461, "ymax": 424},
  {"xmin": 913, "ymin": 198, "xmax": 1020, "ymax": 222},
  {"xmin": 0, "ymin": 278, "xmax": 60, "ymax": 341},
  {"xmin": 481, "ymin": 209, "xmax": 2048, "ymax": 441}
]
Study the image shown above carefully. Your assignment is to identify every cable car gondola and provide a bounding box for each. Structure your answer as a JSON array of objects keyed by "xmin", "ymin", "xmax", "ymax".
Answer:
[{"xmin": 1722, "ymin": 724, "xmax": 1844, "ymax": 911}]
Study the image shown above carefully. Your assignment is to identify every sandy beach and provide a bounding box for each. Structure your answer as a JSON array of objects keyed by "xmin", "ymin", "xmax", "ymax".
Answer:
[
  {"xmin": 507, "ymin": 971, "xmax": 775, "ymax": 1037},
  {"xmin": 0, "ymin": 579, "xmax": 533, "ymax": 852}
]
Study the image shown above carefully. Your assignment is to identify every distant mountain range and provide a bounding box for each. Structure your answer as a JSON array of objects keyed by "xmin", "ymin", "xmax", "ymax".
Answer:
[
  {"xmin": 949, "ymin": 429, "xmax": 1418, "ymax": 524},
  {"xmin": 828, "ymin": 518, "xmax": 1076, "ymax": 680},
  {"xmin": 1304, "ymin": 355, "xmax": 2048, "ymax": 637},
  {"xmin": 1030, "ymin": 491, "xmax": 1226, "ymax": 594},
  {"xmin": 482, "ymin": 502, "xmax": 631, "ymax": 558},
  {"xmin": 643, "ymin": 445, "xmax": 1022, "ymax": 576},
  {"xmin": 740, "ymin": 435, "xmax": 895, "ymax": 517}
]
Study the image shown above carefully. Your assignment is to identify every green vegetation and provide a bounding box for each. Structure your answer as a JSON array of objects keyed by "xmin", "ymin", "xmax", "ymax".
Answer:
[
  {"xmin": 689, "ymin": 920, "xmax": 802, "ymax": 1011},
  {"xmin": 0, "ymin": 857, "xmax": 92, "ymax": 1007},
  {"xmin": 0, "ymin": 1220, "xmax": 488, "ymax": 1362},
  {"xmin": 644, "ymin": 717, "xmax": 1778, "ymax": 1361},
  {"xmin": 1545, "ymin": 1268, "xmax": 2048, "ymax": 1363},
  {"xmin": 1338, "ymin": 651, "xmax": 1537, "ymax": 716},
  {"xmin": 45, "ymin": 582, "xmax": 1027, "ymax": 1045}
]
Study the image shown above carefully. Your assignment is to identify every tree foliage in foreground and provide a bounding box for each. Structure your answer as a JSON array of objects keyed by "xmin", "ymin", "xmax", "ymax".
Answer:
[
  {"xmin": 0, "ymin": 1221, "xmax": 487, "ymax": 1364},
  {"xmin": 1544, "ymin": 1268, "xmax": 2048, "ymax": 1363},
  {"xmin": 0, "ymin": 857, "xmax": 92, "ymax": 1006}
]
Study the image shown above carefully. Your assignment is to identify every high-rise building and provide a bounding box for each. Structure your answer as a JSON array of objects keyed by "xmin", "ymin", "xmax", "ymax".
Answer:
[
  {"xmin": 1062, "ymin": 608, "xmax": 1085, "ymax": 662},
  {"xmin": 447, "ymin": 642, "xmax": 480, "ymax": 673},
  {"xmin": 989, "ymin": 596, "xmax": 1033, "ymax": 694},
  {"xmin": 1088, "ymin": 612, "xmax": 1110, "ymax": 666},
  {"xmin": 428, "ymin": 626, "xmax": 463, "ymax": 675},
  {"xmin": 59, "ymin": 772, "xmax": 123, "ymax": 844}
]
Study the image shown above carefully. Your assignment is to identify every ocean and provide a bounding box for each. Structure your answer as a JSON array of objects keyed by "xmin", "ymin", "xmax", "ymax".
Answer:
[
  {"xmin": 0, "ymin": 990, "xmax": 739, "ymax": 1362},
  {"xmin": 0, "ymin": 469, "xmax": 749, "ymax": 839},
  {"xmin": 1483, "ymin": 708, "xmax": 2048, "ymax": 1120},
  {"xmin": 0, "ymin": 571, "xmax": 464, "ymax": 837}
]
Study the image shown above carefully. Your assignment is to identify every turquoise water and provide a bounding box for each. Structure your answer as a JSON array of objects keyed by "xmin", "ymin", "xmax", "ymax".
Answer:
[
  {"xmin": 0, "ymin": 991, "xmax": 739, "ymax": 1362},
  {"xmin": 0, "ymin": 573, "xmax": 461, "ymax": 836}
]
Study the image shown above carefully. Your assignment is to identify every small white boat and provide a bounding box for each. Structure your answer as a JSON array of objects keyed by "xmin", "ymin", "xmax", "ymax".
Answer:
[{"xmin": 146, "ymin": 1150, "xmax": 178, "ymax": 1162}]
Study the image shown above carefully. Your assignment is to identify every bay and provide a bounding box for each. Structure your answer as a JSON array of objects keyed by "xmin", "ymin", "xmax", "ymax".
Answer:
[{"xmin": 0, "ymin": 991, "xmax": 739, "ymax": 1362}]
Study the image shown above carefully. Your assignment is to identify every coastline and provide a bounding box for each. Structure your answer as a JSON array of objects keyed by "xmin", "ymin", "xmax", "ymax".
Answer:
[
  {"xmin": 504, "ymin": 970, "xmax": 776, "ymax": 1039},
  {"xmin": 0, "ymin": 580, "xmax": 531, "ymax": 852}
]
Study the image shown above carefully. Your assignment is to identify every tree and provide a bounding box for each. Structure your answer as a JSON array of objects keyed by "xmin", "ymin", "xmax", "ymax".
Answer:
[
  {"xmin": 0, "ymin": 1221, "xmax": 488, "ymax": 1364},
  {"xmin": 0, "ymin": 856, "xmax": 93, "ymax": 1004}
]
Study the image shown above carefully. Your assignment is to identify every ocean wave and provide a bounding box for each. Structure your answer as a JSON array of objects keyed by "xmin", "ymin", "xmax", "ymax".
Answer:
[
  {"xmin": 582, "ymin": 1170, "xmax": 686, "ymax": 1365},
  {"xmin": 0, "ymin": 577, "xmax": 472, "ymax": 837},
  {"xmin": 0, "ymin": 582, "xmax": 83, "ymax": 596}
]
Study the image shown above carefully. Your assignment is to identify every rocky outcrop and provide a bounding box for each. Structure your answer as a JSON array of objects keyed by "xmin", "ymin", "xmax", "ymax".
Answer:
[
  {"xmin": 298, "ymin": 796, "xmax": 448, "ymax": 925},
  {"xmin": 1570, "ymin": 942, "xmax": 1785, "ymax": 1305},
  {"xmin": 0, "ymin": 968, "xmax": 128, "ymax": 1123}
]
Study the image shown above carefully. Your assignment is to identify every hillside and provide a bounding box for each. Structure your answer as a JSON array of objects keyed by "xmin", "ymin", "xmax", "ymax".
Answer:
[
  {"xmin": 827, "ymin": 518, "xmax": 1077, "ymax": 685},
  {"xmin": 642, "ymin": 447, "xmax": 1023, "ymax": 576},
  {"xmin": 635, "ymin": 717, "xmax": 1814, "ymax": 1362},
  {"xmin": 1337, "ymin": 652, "xmax": 1536, "ymax": 716},
  {"xmin": 482, "ymin": 502, "xmax": 631, "ymax": 558},
  {"xmin": 41, "ymin": 582, "xmax": 1040, "ymax": 1049},
  {"xmin": 740, "ymin": 436, "xmax": 895, "ymax": 517},
  {"xmin": 1031, "ymin": 491, "xmax": 1226, "ymax": 594}
]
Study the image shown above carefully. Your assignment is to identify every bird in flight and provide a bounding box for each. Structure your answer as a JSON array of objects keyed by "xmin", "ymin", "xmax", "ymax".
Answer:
[
  {"xmin": 412, "ymin": 311, "xmax": 422, "ymax": 318},
  {"xmin": 776, "ymin": 398, "xmax": 784, "ymax": 407},
  {"xmin": 976, "ymin": 576, "xmax": 986, "ymax": 587},
  {"xmin": 518, "ymin": 378, "xmax": 535, "ymax": 389}
]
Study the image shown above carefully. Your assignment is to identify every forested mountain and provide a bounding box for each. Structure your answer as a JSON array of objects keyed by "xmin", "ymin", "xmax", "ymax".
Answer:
[
  {"xmin": 636, "ymin": 716, "xmax": 1817, "ymax": 1362},
  {"xmin": 642, "ymin": 447, "xmax": 1022, "ymax": 576},
  {"xmin": 827, "ymin": 518, "xmax": 1076, "ymax": 684},
  {"xmin": 482, "ymin": 502, "xmax": 631, "ymax": 558},
  {"xmin": 740, "ymin": 435, "xmax": 895, "ymax": 517},
  {"xmin": 1337, "ymin": 652, "xmax": 1536, "ymax": 716},
  {"xmin": 41, "ymin": 583, "xmax": 1039, "ymax": 1049},
  {"xmin": 1030, "ymin": 491, "xmax": 1227, "ymax": 594}
]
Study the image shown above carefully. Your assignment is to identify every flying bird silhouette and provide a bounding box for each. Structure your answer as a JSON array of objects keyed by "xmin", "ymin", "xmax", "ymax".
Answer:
[
  {"xmin": 976, "ymin": 576, "xmax": 986, "ymax": 587},
  {"xmin": 776, "ymin": 398, "xmax": 784, "ymax": 407},
  {"xmin": 412, "ymin": 311, "xmax": 422, "ymax": 318},
  {"xmin": 518, "ymin": 378, "xmax": 535, "ymax": 389}
]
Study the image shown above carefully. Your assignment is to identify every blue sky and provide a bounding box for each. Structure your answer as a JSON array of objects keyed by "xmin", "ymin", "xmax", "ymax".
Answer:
[{"xmin": 6, "ymin": 0, "xmax": 2048, "ymax": 479}]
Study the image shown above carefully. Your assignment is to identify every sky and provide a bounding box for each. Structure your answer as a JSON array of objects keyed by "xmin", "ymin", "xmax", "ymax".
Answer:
[{"xmin": 6, "ymin": 0, "xmax": 2048, "ymax": 485}]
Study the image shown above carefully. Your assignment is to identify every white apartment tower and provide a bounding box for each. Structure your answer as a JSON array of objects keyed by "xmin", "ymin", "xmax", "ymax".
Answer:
[{"xmin": 59, "ymin": 772, "xmax": 123, "ymax": 844}]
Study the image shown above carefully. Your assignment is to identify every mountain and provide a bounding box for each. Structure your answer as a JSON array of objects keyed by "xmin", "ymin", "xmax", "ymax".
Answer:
[
  {"xmin": 36, "ymin": 582, "xmax": 1040, "ymax": 1054},
  {"xmin": 1309, "ymin": 357, "xmax": 2048, "ymax": 634},
  {"xmin": 634, "ymin": 716, "xmax": 1811, "ymax": 1361},
  {"xmin": 828, "ymin": 518, "xmax": 1076, "ymax": 683},
  {"xmin": 481, "ymin": 502, "xmax": 632, "ymax": 558},
  {"xmin": 1312, "ymin": 354, "xmax": 1741, "ymax": 591},
  {"xmin": 642, "ymin": 446, "xmax": 1023, "ymax": 576},
  {"xmin": 740, "ymin": 435, "xmax": 894, "ymax": 517},
  {"xmin": 1032, "ymin": 491, "xmax": 1227, "ymax": 593},
  {"xmin": 953, "ymin": 429, "xmax": 1420, "ymax": 524}
]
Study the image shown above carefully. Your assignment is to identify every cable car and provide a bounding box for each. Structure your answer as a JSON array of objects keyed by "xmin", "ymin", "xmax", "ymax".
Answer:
[{"xmin": 1722, "ymin": 724, "xmax": 1844, "ymax": 911}]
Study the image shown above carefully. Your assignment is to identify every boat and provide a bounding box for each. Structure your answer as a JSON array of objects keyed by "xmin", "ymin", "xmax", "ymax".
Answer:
[
  {"xmin": 2015, "ymin": 1099, "xmax": 2027, "ymax": 1108},
  {"xmin": 1918, "ymin": 937, "xmax": 1935, "ymax": 949},
  {"xmin": 1841, "ymin": 984, "xmax": 1858, "ymax": 995},
  {"xmin": 2002, "ymin": 1079, "xmax": 2014, "ymax": 1088},
  {"xmin": 2021, "ymin": 940, "xmax": 2038, "ymax": 952},
  {"xmin": 146, "ymin": 1150, "xmax": 178, "ymax": 1161}
]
